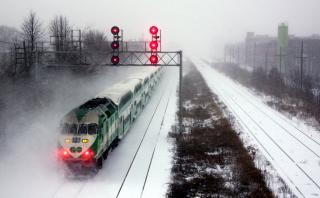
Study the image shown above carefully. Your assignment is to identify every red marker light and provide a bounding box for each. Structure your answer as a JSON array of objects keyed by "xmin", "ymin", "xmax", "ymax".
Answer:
[
  {"xmin": 111, "ymin": 41, "xmax": 119, "ymax": 49},
  {"xmin": 150, "ymin": 55, "xmax": 158, "ymax": 64},
  {"xmin": 57, "ymin": 148, "xmax": 70, "ymax": 160},
  {"xmin": 149, "ymin": 41, "xmax": 158, "ymax": 50},
  {"xmin": 81, "ymin": 149, "xmax": 94, "ymax": 161},
  {"xmin": 111, "ymin": 55, "xmax": 120, "ymax": 65},
  {"xmin": 149, "ymin": 26, "xmax": 158, "ymax": 35},
  {"xmin": 111, "ymin": 26, "xmax": 120, "ymax": 35}
]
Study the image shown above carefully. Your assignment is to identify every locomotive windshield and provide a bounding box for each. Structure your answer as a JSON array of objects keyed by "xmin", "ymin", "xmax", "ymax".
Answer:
[
  {"xmin": 62, "ymin": 123, "xmax": 77, "ymax": 134},
  {"xmin": 61, "ymin": 123, "xmax": 98, "ymax": 135},
  {"xmin": 88, "ymin": 123, "xmax": 98, "ymax": 135},
  {"xmin": 78, "ymin": 124, "xmax": 88, "ymax": 134}
]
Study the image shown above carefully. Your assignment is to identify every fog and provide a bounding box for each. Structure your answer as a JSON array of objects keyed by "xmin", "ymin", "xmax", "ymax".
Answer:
[
  {"xmin": 0, "ymin": 0, "xmax": 320, "ymax": 58},
  {"xmin": 0, "ymin": 67, "xmax": 151, "ymax": 197}
]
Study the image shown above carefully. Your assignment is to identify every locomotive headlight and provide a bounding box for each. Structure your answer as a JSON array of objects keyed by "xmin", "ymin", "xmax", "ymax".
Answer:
[
  {"xmin": 82, "ymin": 139, "xmax": 89, "ymax": 143},
  {"xmin": 65, "ymin": 138, "xmax": 71, "ymax": 143}
]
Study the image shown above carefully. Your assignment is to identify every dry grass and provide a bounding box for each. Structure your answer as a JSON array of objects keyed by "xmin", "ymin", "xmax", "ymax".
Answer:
[{"xmin": 168, "ymin": 62, "xmax": 273, "ymax": 197}]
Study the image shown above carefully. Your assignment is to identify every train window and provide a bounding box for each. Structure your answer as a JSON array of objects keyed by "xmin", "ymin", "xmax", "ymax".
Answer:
[
  {"xmin": 105, "ymin": 110, "xmax": 111, "ymax": 117},
  {"xmin": 69, "ymin": 124, "xmax": 77, "ymax": 134},
  {"xmin": 88, "ymin": 123, "xmax": 98, "ymax": 135},
  {"xmin": 78, "ymin": 124, "xmax": 88, "ymax": 134},
  {"xmin": 119, "ymin": 92, "xmax": 133, "ymax": 109},
  {"xmin": 145, "ymin": 78, "xmax": 149, "ymax": 84},
  {"xmin": 134, "ymin": 83, "xmax": 142, "ymax": 93},
  {"xmin": 107, "ymin": 103, "xmax": 117, "ymax": 115}
]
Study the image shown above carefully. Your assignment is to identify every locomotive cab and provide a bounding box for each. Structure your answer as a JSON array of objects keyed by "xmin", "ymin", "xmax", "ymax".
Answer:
[{"xmin": 57, "ymin": 98, "xmax": 118, "ymax": 172}]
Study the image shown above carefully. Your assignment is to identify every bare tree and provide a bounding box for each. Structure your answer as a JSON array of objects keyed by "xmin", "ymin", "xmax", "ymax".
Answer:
[
  {"xmin": 83, "ymin": 30, "xmax": 108, "ymax": 52},
  {"xmin": 20, "ymin": 11, "xmax": 43, "ymax": 71},
  {"xmin": 21, "ymin": 11, "xmax": 43, "ymax": 52},
  {"xmin": 0, "ymin": 25, "xmax": 20, "ymax": 44},
  {"xmin": 0, "ymin": 26, "xmax": 20, "ymax": 75},
  {"xmin": 83, "ymin": 29, "xmax": 109, "ymax": 65},
  {"xmin": 49, "ymin": 15, "xmax": 77, "ymax": 64},
  {"xmin": 49, "ymin": 15, "xmax": 71, "ymax": 52}
]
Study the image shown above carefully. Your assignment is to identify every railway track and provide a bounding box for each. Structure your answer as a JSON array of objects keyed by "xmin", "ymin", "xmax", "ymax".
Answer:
[
  {"xmin": 230, "ymin": 79, "xmax": 320, "ymax": 149},
  {"xmin": 115, "ymin": 77, "xmax": 173, "ymax": 198},
  {"xmin": 196, "ymin": 60, "xmax": 320, "ymax": 198},
  {"xmin": 213, "ymin": 68, "xmax": 320, "ymax": 159}
]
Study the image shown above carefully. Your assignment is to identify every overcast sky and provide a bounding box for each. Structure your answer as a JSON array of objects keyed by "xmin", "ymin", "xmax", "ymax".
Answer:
[{"xmin": 1, "ymin": 0, "xmax": 319, "ymax": 58}]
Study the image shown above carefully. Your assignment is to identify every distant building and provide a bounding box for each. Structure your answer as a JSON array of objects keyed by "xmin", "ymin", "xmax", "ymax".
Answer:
[
  {"xmin": 225, "ymin": 23, "xmax": 320, "ymax": 78},
  {"xmin": 277, "ymin": 23, "xmax": 288, "ymax": 52}
]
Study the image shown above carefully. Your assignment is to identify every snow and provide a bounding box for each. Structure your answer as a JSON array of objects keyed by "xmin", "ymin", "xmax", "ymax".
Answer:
[
  {"xmin": 193, "ymin": 58, "xmax": 320, "ymax": 198},
  {"xmin": 0, "ymin": 67, "xmax": 179, "ymax": 198}
]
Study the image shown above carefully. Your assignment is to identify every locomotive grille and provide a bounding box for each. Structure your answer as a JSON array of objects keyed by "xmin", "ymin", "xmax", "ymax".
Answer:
[{"xmin": 70, "ymin": 147, "xmax": 82, "ymax": 153}]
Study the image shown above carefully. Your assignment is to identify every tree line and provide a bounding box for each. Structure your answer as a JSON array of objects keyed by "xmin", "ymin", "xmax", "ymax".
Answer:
[{"xmin": 0, "ymin": 11, "xmax": 110, "ymax": 76}]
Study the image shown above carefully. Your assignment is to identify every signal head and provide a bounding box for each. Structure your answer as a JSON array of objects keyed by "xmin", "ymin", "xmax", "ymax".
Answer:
[
  {"xmin": 111, "ymin": 55, "xmax": 120, "ymax": 65},
  {"xmin": 149, "ymin": 54, "xmax": 158, "ymax": 65},
  {"xmin": 149, "ymin": 41, "xmax": 158, "ymax": 50},
  {"xmin": 111, "ymin": 26, "xmax": 120, "ymax": 35},
  {"xmin": 111, "ymin": 41, "xmax": 119, "ymax": 50},
  {"xmin": 149, "ymin": 26, "xmax": 158, "ymax": 35}
]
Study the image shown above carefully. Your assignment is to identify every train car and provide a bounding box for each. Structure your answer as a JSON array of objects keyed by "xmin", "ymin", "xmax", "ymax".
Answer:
[
  {"xmin": 114, "ymin": 78, "xmax": 144, "ymax": 120},
  {"xmin": 57, "ymin": 68, "xmax": 163, "ymax": 173},
  {"xmin": 128, "ymin": 72, "xmax": 151, "ymax": 106}
]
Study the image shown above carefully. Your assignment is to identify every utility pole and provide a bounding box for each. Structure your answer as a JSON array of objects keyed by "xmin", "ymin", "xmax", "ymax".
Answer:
[
  {"xmin": 224, "ymin": 46, "xmax": 227, "ymax": 63},
  {"xmin": 79, "ymin": 30, "xmax": 82, "ymax": 64},
  {"xmin": 253, "ymin": 42, "xmax": 256, "ymax": 68},
  {"xmin": 237, "ymin": 46, "xmax": 240, "ymax": 65},
  {"xmin": 300, "ymin": 41, "xmax": 304, "ymax": 90},
  {"xmin": 275, "ymin": 47, "xmax": 287, "ymax": 74},
  {"xmin": 229, "ymin": 47, "xmax": 232, "ymax": 63},
  {"xmin": 233, "ymin": 47, "xmax": 236, "ymax": 63},
  {"xmin": 296, "ymin": 40, "xmax": 307, "ymax": 90},
  {"xmin": 279, "ymin": 47, "xmax": 282, "ymax": 74},
  {"xmin": 230, "ymin": 46, "xmax": 234, "ymax": 63},
  {"xmin": 245, "ymin": 43, "xmax": 248, "ymax": 65},
  {"xmin": 264, "ymin": 50, "xmax": 268, "ymax": 74}
]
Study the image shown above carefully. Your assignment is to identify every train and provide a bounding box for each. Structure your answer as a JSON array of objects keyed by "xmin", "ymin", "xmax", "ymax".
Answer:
[{"xmin": 57, "ymin": 66, "xmax": 163, "ymax": 173}]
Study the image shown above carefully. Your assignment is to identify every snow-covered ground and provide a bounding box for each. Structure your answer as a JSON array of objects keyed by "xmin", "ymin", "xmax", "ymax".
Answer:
[
  {"xmin": 193, "ymin": 58, "xmax": 320, "ymax": 198},
  {"xmin": 0, "ymin": 67, "xmax": 179, "ymax": 198}
]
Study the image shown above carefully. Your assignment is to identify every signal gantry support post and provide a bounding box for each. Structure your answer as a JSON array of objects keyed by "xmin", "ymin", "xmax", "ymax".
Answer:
[{"xmin": 179, "ymin": 51, "xmax": 183, "ymax": 134}]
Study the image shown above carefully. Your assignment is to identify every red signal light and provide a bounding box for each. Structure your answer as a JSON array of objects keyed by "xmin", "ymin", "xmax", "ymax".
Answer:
[
  {"xmin": 149, "ymin": 26, "xmax": 158, "ymax": 35},
  {"xmin": 149, "ymin": 41, "xmax": 158, "ymax": 50},
  {"xmin": 150, "ymin": 55, "xmax": 158, "ymax": 64},
  {"xmin": 111, "ymin": 55, "xmax": 120, "ymax": 65},
  {"xmin": 111, "ymin": 41, "xmax": 119, "ymax": 49},
  {"xmin": 111, "ymin": 26, "xmax": 120, "ymax": 35}
]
